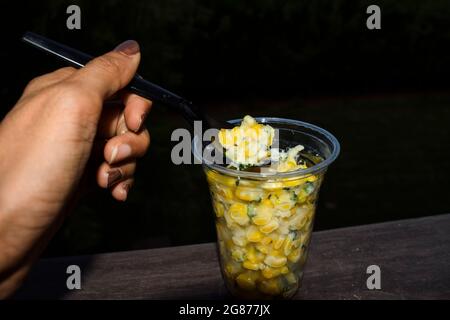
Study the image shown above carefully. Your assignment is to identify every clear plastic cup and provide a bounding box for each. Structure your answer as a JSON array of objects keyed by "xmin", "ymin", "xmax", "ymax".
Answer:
[{"xmin": 193, "ymin": 117, "xmax": 340, "ymax": 299}]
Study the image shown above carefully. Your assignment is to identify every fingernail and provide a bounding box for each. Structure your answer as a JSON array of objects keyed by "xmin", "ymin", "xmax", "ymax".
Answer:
[
  {"xmin": 107, "ymin": 169, "xmax": 123, "ymax": 188},
  {"xmin": 114, "ymin": 40, "xmax": 140, "ymax": 56},
  {"xmin": 110, "ymin": 144, "xmax": 132, "ymax": 164},
  {"xmin": 122, "ymin": 183, "xmax": 131, "ymax": 201},
  {"xmin": 136, "ymin": 112, "xmax": 147, "ymax": 132}
]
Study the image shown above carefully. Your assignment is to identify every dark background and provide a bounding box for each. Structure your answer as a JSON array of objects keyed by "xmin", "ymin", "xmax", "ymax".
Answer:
[{"xmin": 0, "ymin": 0, "xmax": 449, "ymax": 256}]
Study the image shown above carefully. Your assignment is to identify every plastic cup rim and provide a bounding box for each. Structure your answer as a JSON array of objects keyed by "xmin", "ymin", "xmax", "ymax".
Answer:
[{"xmin": 192, "ymin": 117, "xmax": 340, "ymax": 179}]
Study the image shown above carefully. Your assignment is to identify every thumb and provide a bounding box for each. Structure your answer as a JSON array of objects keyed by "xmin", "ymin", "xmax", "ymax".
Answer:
[{"xmin": 71, "ymin": 40, "xmax": 141, "ymax": 100}]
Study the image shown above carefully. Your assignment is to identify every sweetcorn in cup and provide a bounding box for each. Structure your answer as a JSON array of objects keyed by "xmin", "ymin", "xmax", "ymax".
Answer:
[{"xmin": 194, "ymin": 118, "xmax": 339, "ymax": 299}]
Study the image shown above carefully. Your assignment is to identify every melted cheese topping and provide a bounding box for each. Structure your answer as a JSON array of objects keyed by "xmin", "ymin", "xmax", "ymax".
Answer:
[
  {"xmin": 218, "ymin": 115, "xmax": 307, "ymax": 172},
  {"xmin": 218, "ymin": 115, "xmax": 275, "ymax": 167}
]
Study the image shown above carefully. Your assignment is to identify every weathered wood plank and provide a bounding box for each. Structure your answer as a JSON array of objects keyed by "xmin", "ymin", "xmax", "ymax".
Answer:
[{"xmin": 14, "ymin": 214, "xmax": 450, "ymax": 299}]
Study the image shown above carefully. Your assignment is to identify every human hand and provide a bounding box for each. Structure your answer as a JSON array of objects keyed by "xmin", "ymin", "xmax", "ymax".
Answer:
[{"xmin": 0, "ymin": 40, "xmax": 151, "ymax": 296}]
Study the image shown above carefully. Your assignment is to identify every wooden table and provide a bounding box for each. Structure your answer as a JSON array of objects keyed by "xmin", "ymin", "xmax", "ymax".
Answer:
[{"xmin": 14, "ymin": 214, "xmax": 450, "ymax": 299}]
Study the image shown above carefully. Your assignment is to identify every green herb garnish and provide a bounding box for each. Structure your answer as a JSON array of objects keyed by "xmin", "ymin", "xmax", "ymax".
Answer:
[
  {"xmin": 247, "ymin": 204, "xmax": 257, "ymax": 218},
  {"xmin": 303, "ymin": 182, "xmax": 315, "ymax": 195},
  {"xmin": 290, "ymin": 191, "xmax": 298, "ymax": 202}
]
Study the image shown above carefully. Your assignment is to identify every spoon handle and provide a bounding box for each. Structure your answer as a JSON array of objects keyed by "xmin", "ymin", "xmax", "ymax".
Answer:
[{"xmin": 22, "ymin": 32, "xmax": 200, "ymax": 124}]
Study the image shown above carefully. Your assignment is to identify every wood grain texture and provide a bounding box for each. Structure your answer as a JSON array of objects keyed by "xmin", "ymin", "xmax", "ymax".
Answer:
[{"xmin": 14, "ymin": 214, "xmax": 450, "ymax": 300}]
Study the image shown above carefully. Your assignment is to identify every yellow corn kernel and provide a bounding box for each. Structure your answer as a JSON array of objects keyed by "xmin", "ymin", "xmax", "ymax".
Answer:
[
  {"xmin": 258, "ymin": 279, "xmax": 282, "ymax": 295},
  {"xmin": 230, "ymin": 125, "xmax": 240, "ymax": 135},
  {"xmin": 227, "ymin": 220, "xmax": 243, "ymax": 231},
  {"xmin": 283, "ymin": 237, "xmax": 295, "ymax": 256},
  {"xmin": 252, "ymin": 207, "xmax": 272, "ymax": 226},
  {"xmin": 246, "ymin": 226, "xmax": 263, "ymax": 242},
  {"xmin": 245, "ymin": 246, "xmax": 257, "ymax": 262},
  {"xmin": 255, "ymin": 244, "xmax": 270, "ymax": 254},
  {"xmin": 270, "ymin": 190, "xmax": 294, "ymax": 211},
  {"xmin": 292, "ymin": 238, "xmax": 302, "ymax": 248},
  {"xmin": 218, "ymin": 129, "xmax": 233, "ymax": 148},
  {"xmin": 287, "ymin": 158, "xmax": 298, "ymax": 168},
  {"xmin": 236, "ymin": 272, "xmax": 257, "ymax": 290},
  {"xmin": 289, "ymin": 208, "xmax": 309, "ymax": 230},
  {"xmin": 272, "ymin": 236, "xmax": 285, "ymax": 250},
  {"xmin": 247, "ymin": 247, "xmax": 265, "ymax": 263},
  {"xmin": 225, "ymin": 239, "xmax": 234, "ymax": 250},
  {"xmin": 260, "ymin": 219, "xmax": 279, "ymax": 234},
  {"xmin": 285, "ymin": 272, "xmax": 298, "ymax": 285},
  {"xmin": 232, "ymin": 235, "xmax": 247, "ymax": 247},
  {"xmin": 254, "ymin": 124, "xmax": 263, "ymax": 136},
  {"xmin": 277, "ymin": 207, "xmax": 295, "ymax": 219},
  {"xmin": 260, "ymin": 198, "xmax": 274, "ymax": 208},
  {"xmin": 279, "ymin": 202, "xmax": 293, "ymax": 211},
  {"xmin": 244, "ymin": 145, "xmax": 257, "ymax": 158},
  {"xmin": 245, "ymin": 246, "xmax": 255, "ymax": 259},
  {"xmin": 206, "ymin": 169, "xmax": 236, "ymax": 187},
  {"xmin": 264, "ymin": 254, "xmax": 287, "ymax": 268},
  {"xmin": 229, "ymin": 203, "xmax": 249, "ymax": 226},
  {"xmin": 261, "ymin": 266, "xmax": 282, "ymax": 279},
  {"xmin": 234, "ymin": 179, "xmax": 258, "ymax": 188},
  {"xmin": 213, "ymin": 201, "xmax": 225, "ymax": 217},
  {"xmin": 281, "ymin": 266, "xmax": 289, "ymax": 274},
  {"xmin": 224, "ymin": 262, "xmax": 242, "ymax": 278},
  {"xmin": 244, "ymin": 115, "xmax": 258, "ymax": 126},
  {"xmin": 288, "ymin": 248, "xmax": 301, "ymax": 263},
  {"xmin": 271, "ymin": 249, "xmax": 282, "ymax": 256},
  {"xmin": 297, "ymin": 189, "xmax": 309, "ymax": 203},
  {"xmin": 268, "ymin": 190, "xmax": 282, "ymax": 204},
  {"xmin": 261, "ymin": 237, "xmax": 272, "ymax": 245},
  {"xmin": 277, "ymin": 218, "xmax": 291, "ymax": 235},
  {"xmin": 223, "ymin": 211, "xmax": 233, "ymax": 228},
  {"xmin": 260, "ymin": 181, "xmax": 284, "ymax": 190},
  {"xmin": 243, "ymin": 260, "xmax": 260, "ymax": 271},
  {"xmin": 281, "ymin": 178, "xmax": 307, "ymax": 188},
  {"xmin": 243, "ymin": 126, "xmax": 258, "ymax": 141},
  {"xmin": 235, "ymin": 186, "xmax": 263, "ymax": 202},
  {"xmin": 219, "ymin": 186, "xmax": 235, "ymax": 200},
  {"xmin": 231, "ymin": 248, "xmax": 246, "ymax": 262}
]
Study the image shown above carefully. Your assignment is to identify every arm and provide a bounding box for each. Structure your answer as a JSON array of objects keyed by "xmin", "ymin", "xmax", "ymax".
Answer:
[{"xmin": 0, "ymin": 40, "xmax": 151, "ymax": 297}]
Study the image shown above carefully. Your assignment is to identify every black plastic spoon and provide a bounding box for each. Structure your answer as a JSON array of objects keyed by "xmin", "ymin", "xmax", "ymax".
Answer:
[{"xmin": 22, "ymin": 31, "xmax": 231, "ymax": 130}]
